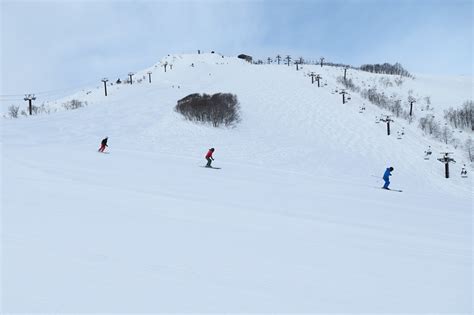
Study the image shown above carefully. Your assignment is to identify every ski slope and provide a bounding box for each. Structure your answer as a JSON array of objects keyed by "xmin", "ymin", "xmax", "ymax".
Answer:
[{"xmin": 1, "ymin": 53, "xmax": 472, "ymax": 313}]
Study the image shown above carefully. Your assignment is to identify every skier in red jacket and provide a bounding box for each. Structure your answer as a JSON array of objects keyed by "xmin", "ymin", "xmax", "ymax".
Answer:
[{"xmin": 205, "ymin": 148, "xmax": 215, "ymax": 167}]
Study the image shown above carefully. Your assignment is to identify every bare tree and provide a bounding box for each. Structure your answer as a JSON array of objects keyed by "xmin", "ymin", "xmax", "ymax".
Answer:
[
  {"xmin": 63, "ymin": 99, "xmax": 87, "ymax": 110},
  {"xmin": 465, "ymin": 138, "xmax": 474, "ymax": 162},
  {"xmin": 337, "ymin": 76, "xmax": 360, "ymax": 92},
  {"xmin": 427, "ymin": 119, "xmax": 440, "ymax": 136},
  {"xmin": 394, "ymin": 76, "xmax": 404, "ymax": 86},
  {"xmin": 444, "ymin": 100, "xmax": 473, "ymax": 131},
  {"xmin": 8, "ymin": 105, "xmax": 19, "ymax": 118},
  {"xmin": 392, "ymin": 99, "xmax": 403, "ymax": 117},
  {"xmin": 440, "ymin": 125, "xmax": 453, "ymax": 144},
  {"xmin": 424, "ymin": 96, "xmax": 431, "ymax": 109},
  {"xmin": 419, "ymin": 115, "xmax": 441, "ymax": 137}
]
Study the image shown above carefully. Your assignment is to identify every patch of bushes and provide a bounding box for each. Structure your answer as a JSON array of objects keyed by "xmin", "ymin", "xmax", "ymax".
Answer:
[
  {"xmin": 465, "ymin": 138, "xmax": 474, "ymax": 162},
  {"xmin": 63, "ymin": 99, "xmax": 87, "ymax": 110},
  {"xmin": 337, "ymin": 76, "xmax": 360, "ymax": 92},
  {"xmin": 360, "ymin": 62, "xmax": 412, "ymax": 77},
  {"xmin": 6, "ymin": 103, "xmax": 57, "ymax": 118},
  {"xmin": 419, "ymin": 115, "xmax": 441, "ymax": 137},
  {"xmin": 444, "ymin": 100, "xmax": 473, "ymax": 131},
  {"xmin": 8, "ymin": 105, "xmax": 19, "ymax": 118},
  {"xmin": 175, "ymin": 93, "xmax": 241, "ymax": 127},
  {"xmin": 360, "ymin": 87, "xmax": 411, "ymax": 119}
]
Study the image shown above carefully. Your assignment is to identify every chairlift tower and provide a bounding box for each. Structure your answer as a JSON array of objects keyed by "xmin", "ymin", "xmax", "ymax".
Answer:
[
  {"xmin": 409, "ymin": 100, "xmax": 416, "ymax": 116},
  {"xmin": 315, "ymin": 74, "xmax": 322, "ymax": 87},
  {"xmin": 339, "ymin": 89, "xmax": 349, "ymax": 104},
  {"xmin": 437, "ymin": 152, "xmax": 456, "ymax": 178},
  {"xmin": 380, "ymin": 115, "xmax": 394, "ymax": 135},
  {"xmin": 24, "ymin": 94, "xmax": 36, "ymax": 115},
  {"xmin": 101, "ymin": 78, "xmax": 108, "ymax": 96}
]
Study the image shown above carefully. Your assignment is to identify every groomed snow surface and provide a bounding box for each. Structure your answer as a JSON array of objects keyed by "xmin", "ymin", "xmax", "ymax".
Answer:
[{"xmin": 1, "ymin": 53, "xmax": 472, "ymax": 313}]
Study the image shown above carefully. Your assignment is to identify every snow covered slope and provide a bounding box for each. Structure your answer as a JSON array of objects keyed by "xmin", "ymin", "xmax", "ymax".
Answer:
[{"xmin": 1, "ymin": 53, "xmax": 472, "ymax": 313}]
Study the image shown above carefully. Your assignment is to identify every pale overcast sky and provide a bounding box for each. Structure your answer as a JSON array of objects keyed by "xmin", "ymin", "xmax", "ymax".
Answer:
[{"xmin": 1, "ymin": 0, "xmax": 472, "ymax": 105}]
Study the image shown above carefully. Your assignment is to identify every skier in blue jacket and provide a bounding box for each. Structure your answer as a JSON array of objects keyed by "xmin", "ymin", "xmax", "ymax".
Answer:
[{"xmin": 382, "ymin": 167, "xmax": 394, "ymax": 189}]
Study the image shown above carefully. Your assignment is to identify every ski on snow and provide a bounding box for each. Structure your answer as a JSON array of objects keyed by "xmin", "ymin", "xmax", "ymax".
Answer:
[
  {"xmin": 381, "ymin": 188, "xmax": 402, "ymax": 192},
  {"xmin": 201, "ymin": 166, "xmax": 221, "ymax": 169}
]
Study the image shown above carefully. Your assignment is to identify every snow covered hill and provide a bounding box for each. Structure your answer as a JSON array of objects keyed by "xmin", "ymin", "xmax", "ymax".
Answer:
[{"xmin": 1, "ymin": 53, "xmax": 472, "ymax": 313}]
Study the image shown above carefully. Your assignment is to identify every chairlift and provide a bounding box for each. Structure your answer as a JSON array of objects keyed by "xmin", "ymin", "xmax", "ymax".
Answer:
[{"xmin": 461, "ymin": 165, "xmax": 468, "ymax": 178}]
